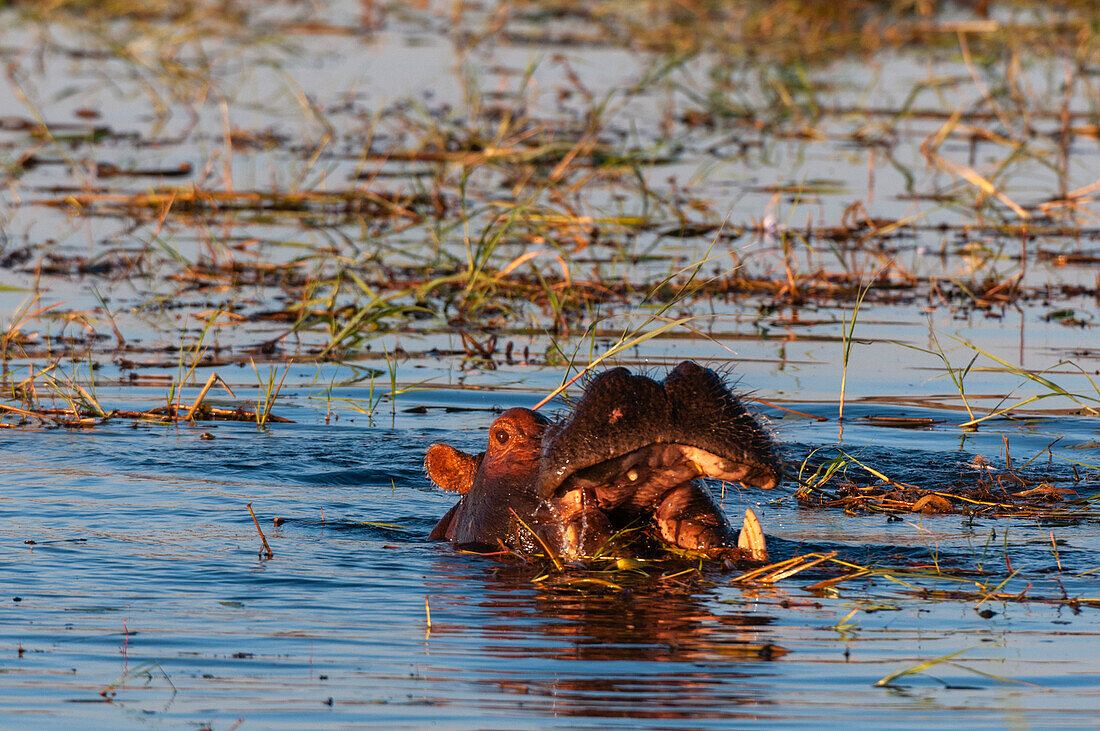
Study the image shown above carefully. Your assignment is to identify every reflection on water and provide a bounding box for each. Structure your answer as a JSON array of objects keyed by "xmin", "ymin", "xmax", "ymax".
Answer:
[
  {"xmin": 423, "ymin": 557, "xmax": 785, "ymax": 722},
  {"xmin": 1, "ymin": 0, "xmax": 1099, "ymax": 726},
  {"xmin": 0, "ymin": 399, "xmax": 1098, "ymax": 727},
  {"xmin": 431, "ymin": 559, "xmax": 784, "ymax": 661}
]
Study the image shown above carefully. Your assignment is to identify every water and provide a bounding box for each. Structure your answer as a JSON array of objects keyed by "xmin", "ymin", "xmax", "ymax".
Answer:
[
  {"xmin": 1, "ymin": 0, "xmax": 1098, "ymax": 366},
  {"xmin": 0, "ymin": 376, "xmax": 1097, "ymax": 728},
  {"xmin": 2, "ymin": 0, "xmax": 1100, "ymax": 726}
]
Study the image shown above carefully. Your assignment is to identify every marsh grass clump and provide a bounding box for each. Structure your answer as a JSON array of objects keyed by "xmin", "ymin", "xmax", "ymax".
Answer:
[
  {"xmin": 796, "ymin": 446, "xmax": 1098, "ymax": 519},
  {"xmin": 0, "ymin": 355, "xmax": 294, "ymax": 428},
  {"xmin": 4, "ymin": 0, "xmax": 1100, "ymax": 362},
  {"xmin": 0, "ymin": 0, "xmax": 1098, "ymax": 427}
]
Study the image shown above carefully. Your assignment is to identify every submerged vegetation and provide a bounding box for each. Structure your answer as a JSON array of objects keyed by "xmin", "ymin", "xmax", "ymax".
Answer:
[
  {"xmin": 0, "ymin": 7, "xmax": 1095, "ymax": 482},
  {"xmin": 0, "ymin": 0, "xmax": 1097, "ymax": 504},
  {"xmin": 1, "ymin": 0, "xmax": 1098, "ymax": 352},
  {"xmin": 4, "ymin": 2, "xmax": 1100, "ymax": 723}
]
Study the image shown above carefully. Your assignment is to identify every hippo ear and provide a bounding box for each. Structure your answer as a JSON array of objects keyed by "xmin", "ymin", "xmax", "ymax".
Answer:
[{"xmin": 425, "ymin": 444, "xmax": 483, "ymax": 495}]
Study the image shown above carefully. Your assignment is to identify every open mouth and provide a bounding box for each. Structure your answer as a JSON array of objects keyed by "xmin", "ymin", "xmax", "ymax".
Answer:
[
  {"xmin": 541, "ymin": 442, "xmax": 771, "ymax": 562},
  {"xmin": 548, "ymin": 442, "xmax": 776, "ymax": 503},
  {"xmin": 530, "ymin": 362, "xmax": 782, "ymax": 562}
]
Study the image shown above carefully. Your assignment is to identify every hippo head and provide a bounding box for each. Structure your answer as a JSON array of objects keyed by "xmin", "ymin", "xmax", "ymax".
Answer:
[
  {"xmin": 424, "ymin": 361, "xmax": 780, "ymax": 562},
  {"xmin": 425, "ymin": 407, "xmax": 550, "ymax": 548}
]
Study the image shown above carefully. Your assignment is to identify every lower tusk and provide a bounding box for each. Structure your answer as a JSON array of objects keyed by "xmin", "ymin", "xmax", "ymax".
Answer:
[{"xmin": 737, "ymin": 507, "xmax": 768, "ymax": 562}]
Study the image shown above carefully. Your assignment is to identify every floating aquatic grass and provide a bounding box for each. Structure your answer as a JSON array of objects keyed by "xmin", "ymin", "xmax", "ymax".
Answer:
[
  {"xmin": 796, "ymin": 441, "xmax": 1096, "ymax": 519},
  {"xmin": 99, "ymin": 660, "xmax": 177, "ymax": 700}
]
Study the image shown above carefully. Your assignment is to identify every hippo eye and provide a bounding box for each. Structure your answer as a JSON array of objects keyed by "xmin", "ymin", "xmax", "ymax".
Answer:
[
  {"xmin": 494, "ymin": 429, "xmax": 510, "ymax": 445},
  {"xmin": 626, "ymin": 469, "xmax": 639, "ymax": 482}
]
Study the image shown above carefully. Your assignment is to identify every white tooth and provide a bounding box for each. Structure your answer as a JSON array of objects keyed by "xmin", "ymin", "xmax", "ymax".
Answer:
[{"xmin": 737, "ymin": 507, "xmax": 768, "ymax": 562}]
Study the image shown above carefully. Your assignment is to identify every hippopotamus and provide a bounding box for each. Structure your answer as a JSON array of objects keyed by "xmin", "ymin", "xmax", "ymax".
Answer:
[{"xmin": 424, "ymin": 361, "xmax": 781, "ymax": 563}]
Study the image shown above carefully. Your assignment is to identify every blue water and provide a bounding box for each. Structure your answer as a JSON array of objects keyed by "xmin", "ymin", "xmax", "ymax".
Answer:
[
  {"xmin": 2, "ymin": 0, "xmax": 1100, "ymax": 725},
  {"xmin": 2, "ymin": 380, "xmax": 1098, "ymax": 728}
]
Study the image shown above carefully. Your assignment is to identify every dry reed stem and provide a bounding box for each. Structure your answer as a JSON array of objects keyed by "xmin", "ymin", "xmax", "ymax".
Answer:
[
  {"xmin": 247, "ymin": 503, "xmax": 274, "ymax": 559},
  {"xmin": 182, "ymin": 372, "xmax": 234, "ymax": 421},
  {"xmin": 732, "ymin": 551, "xmax": 839, "ymax": 585},
  {"xmin": 0, "ymin": 402, "xmax": 61, "ymax": 422}
]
